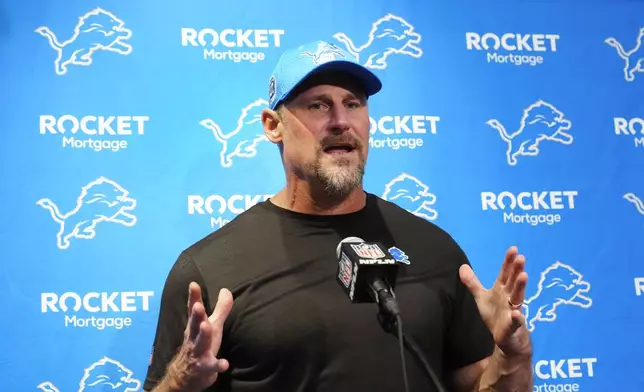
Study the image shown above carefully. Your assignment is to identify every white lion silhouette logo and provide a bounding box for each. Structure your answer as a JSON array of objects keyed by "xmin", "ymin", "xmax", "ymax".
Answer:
[
  {"xmin": 522, "ymin": 261, "xmax": 592, "ymax": 332},
  {"xmin": 382, "ymin": 173, "xmax": 437, "ymax": 221},
  {"xmin": 333, "ymin": 14, "xmax": 423, "ymax": 70},
  {"xmin": 605, "ymin": 27, "xmax": 644, "ymax": 82},
  {"xmin": 37, "ymin": 356, "xmax": 141, "ymax": 392},
  {"xmin": 35, "ymin": 8, "xmax": 133, "ymax": 75},
  {"xmin": 487, "ymin": 100, "xmax": 573, "ymax": 166},
  {"xmin": 36, "ymin": 177, "xmax": 137, "ymax": 250},
  {"xmin": 301, "ymin": 42, "xmax": 347, "ymax": 65},
  {"xmin": 624, "ymin": 192, "xmax": 644, "ymax": 215},
  {"xmin": 200, "ymin": 98, "xmax": 269, "ymax": 168}
]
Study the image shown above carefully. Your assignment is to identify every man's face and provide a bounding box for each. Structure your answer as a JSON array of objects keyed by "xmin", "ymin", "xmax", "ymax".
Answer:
[{"xmin": 273, "ymin": 72, "xmax": 371, "ymax": 196}]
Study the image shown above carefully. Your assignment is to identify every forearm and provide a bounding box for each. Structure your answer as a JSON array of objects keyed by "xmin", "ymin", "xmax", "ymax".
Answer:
[
  {"xmin": 148, "ymin": 379, "xmax": 181, "ymax": 392},
  {"xmin": 148, "ymin": 374, "xmax": 184, "ymax": 392},
  {"xmin": 149, "ymin": 362, "xmax": 196, "ymax": 392},
  {"xmin": 476, "ymin": 346, "xmax": 533, "ymax": 392}
]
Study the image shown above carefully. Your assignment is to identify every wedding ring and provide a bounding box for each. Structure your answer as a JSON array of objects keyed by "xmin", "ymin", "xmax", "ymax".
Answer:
[{"xmin": 508, "ymin": 298, "xmax": 523, "ymax": 310}]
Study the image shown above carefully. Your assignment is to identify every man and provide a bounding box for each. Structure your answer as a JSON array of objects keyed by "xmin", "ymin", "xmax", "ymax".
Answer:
[{"xmin": 144, "ymin": 40, "xmax": 533, "ymax": 392}]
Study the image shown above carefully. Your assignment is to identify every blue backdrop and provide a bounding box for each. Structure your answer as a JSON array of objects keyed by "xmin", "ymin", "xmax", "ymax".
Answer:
[{"xmin": 1, "ymin": 0, "xmax": 642, "ymax": 391}]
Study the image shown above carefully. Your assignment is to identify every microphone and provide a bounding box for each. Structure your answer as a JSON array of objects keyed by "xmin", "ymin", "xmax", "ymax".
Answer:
[
  {"xmin": 335, "ymin": 237, "xmax": 401, "ymax": 317},
  {"xmin": 335, "ymin": 237, "xmax": 448, "ymax": 392}
]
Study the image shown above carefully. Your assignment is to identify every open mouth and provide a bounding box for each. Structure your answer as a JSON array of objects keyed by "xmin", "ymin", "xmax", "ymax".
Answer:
[{"xmin": 323, "ymin": 143, "xmax": 356, "ymax": 154}]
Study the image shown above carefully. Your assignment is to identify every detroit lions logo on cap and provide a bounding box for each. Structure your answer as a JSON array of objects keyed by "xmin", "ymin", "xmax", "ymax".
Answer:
[
  {"xmin": 301, "ymin": 41, "xmax": 348, "ymax": 65},
  {"xmin": 268, "ymin": 76, "xmax": 276, "ymax": 104}
]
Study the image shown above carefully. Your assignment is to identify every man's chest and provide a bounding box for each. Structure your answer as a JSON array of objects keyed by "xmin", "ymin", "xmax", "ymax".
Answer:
[{"xmin": 215, "ymin": 236, "xmax": 456, "ymax": 372}]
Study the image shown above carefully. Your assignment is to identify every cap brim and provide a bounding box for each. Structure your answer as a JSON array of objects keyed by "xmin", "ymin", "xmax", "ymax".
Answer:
[{"xmin": 280, "ymin": 60, "xmax": 382, "ymax": 106}]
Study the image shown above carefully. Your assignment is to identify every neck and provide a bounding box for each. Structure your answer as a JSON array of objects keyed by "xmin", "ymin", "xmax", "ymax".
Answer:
[{"xmin": 270, "ymin": 176, "xmax": 366, "ymax": 215}]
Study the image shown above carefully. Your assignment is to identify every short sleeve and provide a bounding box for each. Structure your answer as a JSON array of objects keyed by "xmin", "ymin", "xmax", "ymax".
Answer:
[
  {"xmin": 143, "ymin": 251, "xmax": 210, "ymax": 391},
  {"xmin": 443, "ymin": 240, "xmax": 496, "ymax": 371}
]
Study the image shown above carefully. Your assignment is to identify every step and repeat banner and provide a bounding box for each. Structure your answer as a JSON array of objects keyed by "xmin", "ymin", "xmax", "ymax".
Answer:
[{"xmin": 1, "ymin": 0, "xmax": 642, "ymax": 391}]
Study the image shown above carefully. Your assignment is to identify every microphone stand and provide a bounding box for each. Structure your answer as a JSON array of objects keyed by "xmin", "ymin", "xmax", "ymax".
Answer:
[{"xmin": 377, "ymin": 310, "xmax": 448, "ymax": 392}]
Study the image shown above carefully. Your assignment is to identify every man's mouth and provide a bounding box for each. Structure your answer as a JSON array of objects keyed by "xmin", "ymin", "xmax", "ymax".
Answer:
[{"xmin": 323, "ymin": 143, "xmax": 356, "ymax": 154}]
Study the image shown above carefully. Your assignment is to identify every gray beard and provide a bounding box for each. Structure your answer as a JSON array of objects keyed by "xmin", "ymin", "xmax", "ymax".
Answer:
[{"xmin": 310, "ymin": 155, "xmax": 365, "ymax": 197}]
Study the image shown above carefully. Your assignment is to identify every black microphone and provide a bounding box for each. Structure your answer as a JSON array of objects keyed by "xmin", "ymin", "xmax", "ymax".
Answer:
[
  {"xmin": 335, "ymin": 237, "xmax": 401, "ymax": 317},
  {"xmin": 335, "ymin": 237, "xmax": 448, "ymax": 392}
]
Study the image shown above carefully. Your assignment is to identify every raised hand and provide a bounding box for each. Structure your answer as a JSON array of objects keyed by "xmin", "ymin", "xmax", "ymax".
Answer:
[
  {"xmin": 167, "ymin": 282, "xmax": 234, "ymax": 391},
  {"xmin": 459, "ymin": 246, "xmax": 532, "ymax": 358}
]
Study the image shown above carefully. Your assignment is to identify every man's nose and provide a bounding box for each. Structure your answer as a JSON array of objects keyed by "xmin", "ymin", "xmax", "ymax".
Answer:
[{"xmin": 328, "ymin": 106, "xmax": 351, "ymax": 134}]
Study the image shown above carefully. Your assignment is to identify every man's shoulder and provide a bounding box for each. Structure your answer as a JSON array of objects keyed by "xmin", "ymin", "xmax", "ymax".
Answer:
[
  {"xmin": 369, "ymin": 193, "xmax": 449, "ymax": 235},
  {"xmin": 368, "ymin": 193, "xmax": 465, "ymax": 259},
  {"xmin": 182, "ymin": 201, "xmax": 272, "ymax": 263}
]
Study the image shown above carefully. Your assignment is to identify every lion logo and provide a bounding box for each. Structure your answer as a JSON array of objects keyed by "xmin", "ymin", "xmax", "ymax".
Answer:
[
  {"xmin": 36, "ymin": 177, "xmax": 137, "ymax": 250},
  {"xmin": 35, "ymin": 8, "xmax": 133, "ymax": 75},
  {"xmin": 522, "ymin": 261, "xmax": 592, "ymax": 332},
  {"xmin": 333, "ymin": 14, "xmax": 423, "ymax": 70},
  {"xmin": 624, "ymin": 192, "xmax": 644, "ymax": 215},
  {"xmin": 382, "ymin": 173, "xmax": 438, "ymax": 221},
  {"xmin": 37, "ymin": 356, "xmax": 141, "ymax": 392},
  {"xmin": 301, "ymin": 41, "xmax": 348, "ymax": 65},
  {"xmin": 487, "ymin": 100, "xmax": 573, "ymax": 166},
  {"xmin": 200, "ymin": 98, "xmax": 269, "ymax": 168},
  {"xmin": 605, "ymin": 27, "xmax": 644, "ymax": 82}
]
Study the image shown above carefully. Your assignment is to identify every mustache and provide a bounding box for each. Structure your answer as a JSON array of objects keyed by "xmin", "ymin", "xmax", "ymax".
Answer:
[{"xmin": 319, "ymin": 134, "xmax": 362, "ymax": 150}]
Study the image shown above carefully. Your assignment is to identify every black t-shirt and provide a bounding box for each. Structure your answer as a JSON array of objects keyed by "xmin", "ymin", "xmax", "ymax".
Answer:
[{"xmin": 144, "ymin": 193, "xmax": 494, "ymax": 392}]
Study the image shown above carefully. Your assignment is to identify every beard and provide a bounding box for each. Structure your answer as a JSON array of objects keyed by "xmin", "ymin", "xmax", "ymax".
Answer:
[{"xmin": 308, "ymin": 149, "xmax": 366, "ymax": 197}]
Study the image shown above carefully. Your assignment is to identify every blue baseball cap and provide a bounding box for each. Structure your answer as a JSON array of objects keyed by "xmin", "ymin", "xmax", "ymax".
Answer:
[{"xmin": 267, "ymin": 40, "xmax": 383, "ymax": 110}]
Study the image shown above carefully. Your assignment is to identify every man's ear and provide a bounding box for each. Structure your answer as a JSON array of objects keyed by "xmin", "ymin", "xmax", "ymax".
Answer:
[{"xmin": 262, "ymin": 108, "xmax": 283, "ymax": 143}]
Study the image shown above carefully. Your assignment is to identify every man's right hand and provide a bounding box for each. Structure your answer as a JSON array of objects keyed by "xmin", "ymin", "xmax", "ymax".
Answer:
[{"xmin": 165, "ymin": 282, "xmax": 234, "ymax": 392}]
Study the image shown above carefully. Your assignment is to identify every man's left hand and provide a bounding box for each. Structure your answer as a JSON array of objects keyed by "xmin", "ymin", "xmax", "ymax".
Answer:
[{"xmin": 459, "ymin": 246, "xmax": 532, "ymax": 358}]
